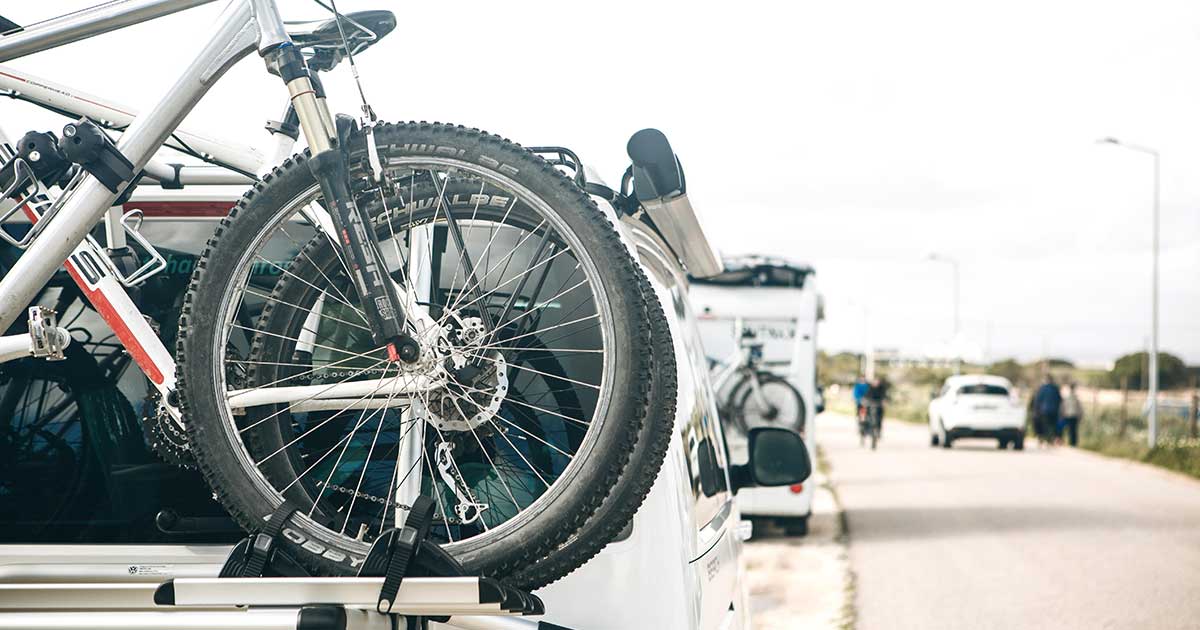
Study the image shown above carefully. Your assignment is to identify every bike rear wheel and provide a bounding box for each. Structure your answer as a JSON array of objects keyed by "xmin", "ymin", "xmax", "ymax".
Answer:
[
  {"xmin": 177, "ymin": 122, "xmax": 664, "ymax": 581},
  {"xmin": 731, "ymin": 372, "xmax": 804, "ymax": 434}
]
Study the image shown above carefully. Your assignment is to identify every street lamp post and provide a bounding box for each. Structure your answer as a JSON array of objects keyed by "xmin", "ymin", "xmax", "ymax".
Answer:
[
  {"xmin": 926, "ymin": 252, "xmax": 961, "ymax": 374},
  {"xmin": 1098, "ymin": 137, "xmax": 1159, "ymax": 447},
  {"xmin": 846, "ymin": 298, "xmax": 874, "ymax": 380}
]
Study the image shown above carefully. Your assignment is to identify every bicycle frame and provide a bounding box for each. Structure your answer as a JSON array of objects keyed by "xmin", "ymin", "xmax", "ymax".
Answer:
[
  {"xmin": 0, "ymin": 0, "xmax": 374, "ymax": 419},
  {"xmin": 709, "ymin": 317, "xmax": 774, "ymax": 413}
]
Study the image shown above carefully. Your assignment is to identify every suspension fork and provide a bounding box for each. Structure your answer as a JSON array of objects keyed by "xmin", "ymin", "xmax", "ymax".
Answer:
[{"xmin": 261, "ymin": 42, "xmax": 419, "ymax": 363}]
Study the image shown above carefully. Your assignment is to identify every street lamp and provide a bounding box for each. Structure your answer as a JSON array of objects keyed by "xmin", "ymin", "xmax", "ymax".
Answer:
[
  {"xmin": 926, "ymin": 252, "xmax": 961, "ymax": 373},
  {"xmin": 1098, "ymin": 137, "xmax": 1160, "ymax": 447}
]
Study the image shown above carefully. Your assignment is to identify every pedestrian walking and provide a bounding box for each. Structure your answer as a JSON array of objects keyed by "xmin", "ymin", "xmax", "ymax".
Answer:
[
  {"xmin": 1059, "ymin": 383, "xmax": 1083, "ymax": 447},
  {"xmin": 1033, "ymin": 375, "xmax": 1062, "ymax": 447}
]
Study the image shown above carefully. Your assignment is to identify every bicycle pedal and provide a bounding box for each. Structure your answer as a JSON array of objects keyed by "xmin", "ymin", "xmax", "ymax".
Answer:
[{"xmin": 28, "ymin": 306, "xmax": 70, "ymax": 361}]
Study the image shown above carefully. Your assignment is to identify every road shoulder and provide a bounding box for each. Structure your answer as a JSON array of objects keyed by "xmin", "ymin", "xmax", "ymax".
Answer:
[{"xmin": 744, "ymin": 452, "xmax": 854, "ymax": 630}]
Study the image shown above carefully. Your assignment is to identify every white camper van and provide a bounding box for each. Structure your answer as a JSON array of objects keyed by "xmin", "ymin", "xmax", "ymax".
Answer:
[{"xmin": 690, "ymin": 256, "xmax": 822, "ymax": 536}]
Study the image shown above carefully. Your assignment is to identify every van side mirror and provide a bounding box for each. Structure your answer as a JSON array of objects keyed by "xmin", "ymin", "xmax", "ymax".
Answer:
[{"xmin": 730, "ymin": 427, "xmax": 811, "ymax": 494}]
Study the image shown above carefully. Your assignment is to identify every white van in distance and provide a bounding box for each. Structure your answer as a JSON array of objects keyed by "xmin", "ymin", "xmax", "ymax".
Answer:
[{"xmin": 690, "ymin": 256, "xmax": 822, "ymax": 536}]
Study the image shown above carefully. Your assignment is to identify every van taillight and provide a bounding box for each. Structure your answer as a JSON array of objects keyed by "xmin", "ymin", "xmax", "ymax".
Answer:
[{"xmin": 789, "ymin": 483, "xmax": 803, "ymax": 494}]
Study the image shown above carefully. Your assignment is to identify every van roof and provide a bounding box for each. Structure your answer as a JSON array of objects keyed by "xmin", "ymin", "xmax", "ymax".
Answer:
[
  {"xmin": 691, "ymin": 255, "xmax": 814, "ymax": 288},
  {"xmin": 945, "ymin": 374, "xmax": 1013, "ymax": 388}
]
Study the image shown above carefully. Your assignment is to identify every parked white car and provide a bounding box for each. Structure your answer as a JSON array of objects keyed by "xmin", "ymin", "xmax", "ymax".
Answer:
[{"xmin": 928, "ymin": 375, "xmax": 1026, "ymax": 450}]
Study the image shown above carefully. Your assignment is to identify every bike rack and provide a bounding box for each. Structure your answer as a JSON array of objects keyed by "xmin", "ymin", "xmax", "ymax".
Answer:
[
  {"xmin": 0, "ymin": 500, "xmax": 570, "ymax": 630},
  {"xmin": 2, "ymin": 565, "xmax": 561, "ymax": 630}
]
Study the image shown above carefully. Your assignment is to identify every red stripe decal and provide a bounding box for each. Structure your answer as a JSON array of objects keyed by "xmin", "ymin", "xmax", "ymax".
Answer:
[
  {"xmin": 124, "ymin": 200, "xmax": 236, "ymax": 218},
  {"xmin": 64, "ymin": 266, "xmax": 165, "ymax": 385},
  {"xmin": 21, "ymin": 203, "xmax": 165, "ymax": 385}
]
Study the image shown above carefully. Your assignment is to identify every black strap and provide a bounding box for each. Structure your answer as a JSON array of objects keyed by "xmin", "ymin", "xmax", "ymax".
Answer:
[
  {"xmin": 374, "ymin": 496, "xmax": 435, "ymax": 613},
  {"xmin": 242, "ymin": 500, "xmax": 298, "ymax": 578}
]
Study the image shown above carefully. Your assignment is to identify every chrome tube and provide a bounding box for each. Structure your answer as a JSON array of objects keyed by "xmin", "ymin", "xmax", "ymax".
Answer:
[
  {"xmin": 640, "ymin": 193, "xmax": 725, "ymax": 278},
  {"xmin": 287, "ymin": 77, "xmax": 335, "ymax": 154},
  {"xmin": 0, "ymin": 0, "xmax": 216, "ymax": 63},
  {"xmin": 141, "ymin": 159, "xmax": 255, "ymax": 186},
  {"xmin": 0, "ymin": 1, "xmax": 257, "ymax": 330}
]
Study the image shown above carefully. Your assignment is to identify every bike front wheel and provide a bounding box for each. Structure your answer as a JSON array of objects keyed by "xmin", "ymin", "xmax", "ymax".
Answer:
[{"xmin": 176, "ymin": 122, "xmax": 664, "ymax": 582}]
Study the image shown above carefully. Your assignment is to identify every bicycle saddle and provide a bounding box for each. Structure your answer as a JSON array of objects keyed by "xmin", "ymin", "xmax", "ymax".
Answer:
[{"xmin": 286, "ymin": 10, "xmax": 396, "ymax": 72}]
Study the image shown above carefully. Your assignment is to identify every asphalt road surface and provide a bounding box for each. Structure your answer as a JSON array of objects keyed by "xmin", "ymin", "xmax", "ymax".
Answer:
[{"xmin": 823, "ymin": 412, "xmax": 1200, "ymax": 630}]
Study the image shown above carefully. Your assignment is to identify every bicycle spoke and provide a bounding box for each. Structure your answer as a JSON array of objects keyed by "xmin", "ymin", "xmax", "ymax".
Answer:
[
  {"xmin": 440, "ymin": 178, "xmax": 487, "ymax": 316},
  {"xmin": 495, "ymin": 232, "xmax": 553, "ymax": 327},
  {"xmin": 230, "ymin": 323, "xmax": 381, "ymax": 361},
  {"xmin": 478, "ymin": 313, "xmax": 601, "ymax": 353},
  {"xmin": 279, "ymin": 223, "xmax": 362, "ymax": 318},
  {"xmin": 489, "ymin": 417, "xmax": 552, "ymax": 488},
  {"xmin": 492, "ymin": 412, "xmax": 574, "ymax": 459},
  {"xmin": 242, "ymin": 287, "xmax": 371, "ymax": 333},
  {"xmin": 231, "ymin": 346, "xmax": 388, "ymax": 393},
  {"xmin": 339, "ymin": 370, "xmax": 411, "ymax": 533},
  {"xmin": 253, "ymin": 255, "xmax": 367, "ymax": 320},
  {"xmin": 444, "ymin": 197, "xmax": 524, "ymax": 314},
  {"xmin": 489, "ymin": 277, "xmax": 590, "ymax": 336},
  {"xmin": 237, "ymin": 358, "xmax": 390, "ymax": 435},
  {"xmin": 446, "ymin": 249, "xmax": 576, "ymax": 325}
]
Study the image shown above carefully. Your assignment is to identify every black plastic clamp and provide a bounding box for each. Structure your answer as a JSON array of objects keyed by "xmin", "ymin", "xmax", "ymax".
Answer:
[
  {"xmin": 360, "ymin": 496, "xmax": 438, "ymax": 613},
  {"xmin": 219, "ymin": 500, "xmax": 299, "ymax": 578},
  {"xmin": 58, "ymin": 118, "xmax": 135, "ymax": 194}
]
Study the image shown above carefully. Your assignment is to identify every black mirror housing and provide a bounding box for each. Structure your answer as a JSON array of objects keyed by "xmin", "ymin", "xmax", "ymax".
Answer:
[
  {"xmin": 731, "ymin": 427, "xmax": 812, "ymax": 493},
  {"xmin": 626, "ymin": 128, "xmax": 685, "ymax": 201}
]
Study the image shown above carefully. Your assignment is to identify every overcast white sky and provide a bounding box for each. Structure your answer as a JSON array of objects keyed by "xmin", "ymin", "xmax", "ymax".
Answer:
[{"xmin": 5, "ymin": 0, "xmax": 1199, "ymax": 366}]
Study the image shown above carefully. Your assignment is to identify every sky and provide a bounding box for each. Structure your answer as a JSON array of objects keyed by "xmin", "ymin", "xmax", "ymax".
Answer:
[{"xmin": 4, "ymin": 0, "xmax": 1199, "ymax": 366}]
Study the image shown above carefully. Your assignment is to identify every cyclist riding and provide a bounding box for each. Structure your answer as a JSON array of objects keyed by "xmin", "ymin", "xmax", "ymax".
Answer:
[
  {"xmin": 862, "ymin": 376, "xmax": 890, "ymax": 448},
  {"xmin": 852, "ymin": 375, "xmax": 869, "ymax": 419}
]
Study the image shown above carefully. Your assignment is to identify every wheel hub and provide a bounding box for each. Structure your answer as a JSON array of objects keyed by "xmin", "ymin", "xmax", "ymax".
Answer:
[{"xmin": 413, "ymin": 315, "xmax": 508, "ymax": 432}]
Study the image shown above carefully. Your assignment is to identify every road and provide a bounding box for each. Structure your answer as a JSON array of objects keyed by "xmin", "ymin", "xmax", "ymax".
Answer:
[{"xmin": 823, "ymin": 412, "xmax": 1200, "ymax": 630}]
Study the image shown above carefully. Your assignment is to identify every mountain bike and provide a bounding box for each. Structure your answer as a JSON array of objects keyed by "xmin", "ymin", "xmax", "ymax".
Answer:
[
  {"xmin": 0, "ymin": 0, "xmax": 674, "ymax": 588},
  {"xmin": 711, "ymin": 324, "xmax": 805, "ymax": 435}
]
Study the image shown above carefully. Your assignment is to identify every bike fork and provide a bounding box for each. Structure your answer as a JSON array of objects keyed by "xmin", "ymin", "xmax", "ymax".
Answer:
[{"xmin": 263, "ymin": 43, "xmax": 419, "ymax": 363}]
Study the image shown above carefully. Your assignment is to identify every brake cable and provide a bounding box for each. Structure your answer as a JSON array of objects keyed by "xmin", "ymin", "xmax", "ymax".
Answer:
[{"xmin": 313, "ymin": 0, "xmax": 387, "ymax": 182}]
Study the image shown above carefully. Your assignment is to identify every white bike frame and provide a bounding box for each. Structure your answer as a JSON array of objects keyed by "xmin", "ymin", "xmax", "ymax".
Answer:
[
  {"xmin": 0, "ymin": 0, "xmax": 390, "ymax": 420},
  {"xmin": 709, "ymin": 317, "xmax": 773, "ymax": 412}
]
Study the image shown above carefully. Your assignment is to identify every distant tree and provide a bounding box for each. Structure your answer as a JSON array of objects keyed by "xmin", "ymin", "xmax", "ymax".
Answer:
[
  {"xmin": 1045, "ymin": 357, "xmax": 1075, "ymax": 368},
  {"xmin": 817, "ymin": 351, "xmax": 864, "ymax": 387},
  {"xmin": 906, "ymin": 366, "xmax": 953, "ymax": 388},
  {"xmin": 1109, "ymin": 351, "xmax": 1188, "ymax": 390},
  {"xmin": 988, "ymin": 358, "xmax": 1024, "ymax": 385}
]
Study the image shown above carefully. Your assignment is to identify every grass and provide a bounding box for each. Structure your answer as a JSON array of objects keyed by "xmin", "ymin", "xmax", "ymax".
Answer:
[{"xmin": 1078, "ymin": 405, "xmax": 1200, "ymax": 480}]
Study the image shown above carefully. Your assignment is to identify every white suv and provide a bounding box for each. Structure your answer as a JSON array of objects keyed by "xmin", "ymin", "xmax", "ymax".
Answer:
[{"xmin": 928, "ymin": 375, "xmax": 1026, "ymax": 450}]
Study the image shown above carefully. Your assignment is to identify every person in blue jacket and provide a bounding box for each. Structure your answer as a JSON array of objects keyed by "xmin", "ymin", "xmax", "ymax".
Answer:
[
  {"xmin": 1032, "ymin": 374, "xmax": 1062, "ymax": 447},
  {"xmin": 852, "ymin": 375, "xmax": 870, "ymax": 415}
]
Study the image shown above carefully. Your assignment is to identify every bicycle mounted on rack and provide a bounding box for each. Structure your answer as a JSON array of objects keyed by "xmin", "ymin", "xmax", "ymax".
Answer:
[
  {"xmin": 0, "ymin": 3, "xmax": 756, "ymax": 625},
  {"xmin": 708, "ymin": 321, "xmax": 805, "ymax": 435},
  {"xmin": 0, "ymin": 0, "xmax": 677, "ymax": 597}
]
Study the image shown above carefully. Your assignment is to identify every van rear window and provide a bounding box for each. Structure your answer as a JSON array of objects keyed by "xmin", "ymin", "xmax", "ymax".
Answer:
[{"xmin": 957, "ymin": 384, "xmax": 1009, "ymax": 396}]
